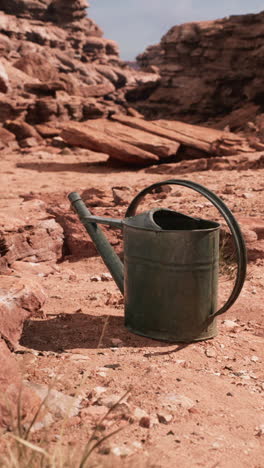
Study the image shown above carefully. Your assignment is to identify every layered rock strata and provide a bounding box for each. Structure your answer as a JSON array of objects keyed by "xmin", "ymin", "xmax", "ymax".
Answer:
[
  {"xmin": 0, "ymin": 0, "xmax": 158, "ymax": 139},
  {"xmin": 59, "ymin": 116, "xmax": 256, "ymax": 165},
  {"xmin": 134, "ymin": 11, "xmax": 264, "ymax": 126}
]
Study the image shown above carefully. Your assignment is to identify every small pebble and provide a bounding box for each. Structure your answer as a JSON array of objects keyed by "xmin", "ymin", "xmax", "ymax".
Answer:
[
  {"xmin": 251, "ymin": 355, "xmax": 260, "ymax": 362},
  {"xmin": 205, "ymin": 348, "xmax": 217, "ymax": 358}
]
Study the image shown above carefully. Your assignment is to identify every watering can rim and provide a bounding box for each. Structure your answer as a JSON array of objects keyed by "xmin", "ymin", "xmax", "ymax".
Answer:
[{"xmin": 123, "ymin": 207, "xmax": 220, "ymax": 232}]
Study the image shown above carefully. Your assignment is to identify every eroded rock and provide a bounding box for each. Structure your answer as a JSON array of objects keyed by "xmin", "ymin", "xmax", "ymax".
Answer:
[
  {"xmin": 0, "ymin": 340, "xmax": 42, "ymax": 429},
  {"xmin": 0, "ymin": 198, "xmax": 64, "ymax": 273},
  {"xmin": 0, "ymin": 275, "xmax": 46, "ymax": 349},
  {"xmin": 135, "ymin": 11, "xmax": 264, "ymax": 126}
]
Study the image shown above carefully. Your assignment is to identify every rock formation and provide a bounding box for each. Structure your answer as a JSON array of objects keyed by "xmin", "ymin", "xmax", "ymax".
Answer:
[
  {"xmin": 0, "ymin": 275, "xmax": 46, "ymax": 429},
  {"xmin": 134, "ymin": 11, "xmax": 264, "ymax": 127},
  {"xmin": 0, "ymin": 193, "xmax": 64, "ymax": 428},
  {"xmin": 1, "ymin": 2, "xmax": 262, "ymax": 159},
  {"xmin": 0, "ymin": 0, "xmax": 158, "ymax": 136},
  {"xmin": 59, "ymin": 115, "xmax": 256, "ymax": 165}
]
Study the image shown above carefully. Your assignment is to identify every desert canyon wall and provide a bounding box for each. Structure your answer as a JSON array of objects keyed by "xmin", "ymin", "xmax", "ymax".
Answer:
[{"xmin": 136, "ymin": 11, "xmax": 264, "ymax": 129}]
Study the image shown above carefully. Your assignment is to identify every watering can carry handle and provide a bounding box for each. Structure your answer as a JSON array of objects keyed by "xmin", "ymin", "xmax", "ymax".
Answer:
[{"xmin": 125, "ymin": 179, "xmax": 247, "ymax": 319}]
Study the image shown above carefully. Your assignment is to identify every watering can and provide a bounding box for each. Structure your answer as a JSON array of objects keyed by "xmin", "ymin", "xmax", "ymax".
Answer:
[{"xmin": 68, "ymin": 180, "xmax": 247, "ymax": 342}]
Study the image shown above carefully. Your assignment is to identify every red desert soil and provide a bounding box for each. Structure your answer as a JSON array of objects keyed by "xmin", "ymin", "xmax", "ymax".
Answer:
[{"xmin": 1, "ymin": 145, "xmax": 264, "ymax": 467}]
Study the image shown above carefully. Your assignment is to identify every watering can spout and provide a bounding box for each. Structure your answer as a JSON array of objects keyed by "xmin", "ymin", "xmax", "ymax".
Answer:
[
  {"xmin": 68, "ymin": 192, "xmax": 124, "ymax": 294},
  {"xmin": 68, "ymin": 193, "xmax": 189, "ymax": 294}
]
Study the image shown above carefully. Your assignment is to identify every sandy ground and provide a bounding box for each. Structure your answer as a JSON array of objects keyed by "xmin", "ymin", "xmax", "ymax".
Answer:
[{"xmin": 1, "ymin": 146, "xmax": 264, "ymax": 467}]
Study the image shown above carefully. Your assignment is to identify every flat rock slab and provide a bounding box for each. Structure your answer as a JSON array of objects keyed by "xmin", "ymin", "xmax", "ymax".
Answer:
[
  {"xmin": 60, "ymin": 121, "xmax": 160, "ymax": 165},
  {"xmin": 84, "ymin": 119, "xmax": 180, "ymax": 160},
  {"xmin": 111, "ymin": 114, "xmax": 253, "ymax": 155}
]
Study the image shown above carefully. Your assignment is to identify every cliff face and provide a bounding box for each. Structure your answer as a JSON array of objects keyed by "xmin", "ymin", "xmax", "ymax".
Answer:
[
  {"xmin": 0, "ymin": 0, "xmax": 101, "ymax": 32},
  {"xmin": 0, "ymin": 0, "xmax": 158, "ymax": 128},
  {"xmin": 135, "ymin": 11, "xmax": 264, "ymax": 126}
]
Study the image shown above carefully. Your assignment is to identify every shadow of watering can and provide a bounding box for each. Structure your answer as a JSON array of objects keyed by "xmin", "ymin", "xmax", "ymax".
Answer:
[{"xmin": 68, "ymin": 179, "xmax": 247, "ymax": 342}]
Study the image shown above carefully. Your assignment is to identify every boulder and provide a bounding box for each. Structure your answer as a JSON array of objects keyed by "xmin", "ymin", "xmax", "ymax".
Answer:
[
  {"xmin": 14, "ymin": 53, "xmax": 60, "ymax": 82},
  {"xmin": 60, "ymin": 121, "xmax": 160, "ymax": 165},
  {"xmin": 0, "ymin": 96, "xmax": 32, "ymax": 123},
  {"xmin": 35, "ymin": 124, "xmax": 61, "ymax": 138},
  {"xmin": 47, "ymin": 204, "xmax": 97, "ymax": 257},
  {"xmin": 4, "ymin": 119, "xmax": 42, "ymax": 142},
  {"xmin": 0, "ymin": 198, "xmax": 64, "ymax": 272},
  {"xmin": 0, "ymin": 275, "xmax": 46, "ymax": 349},
  {"xmin": 26, "ymin": 98, "xmax": 62, "ymax": 124},
  {"xmin": 0, "ymin": 126, "xmax": 17, "ymax": 149},
  {"xmin": 84, "ymin": 118, "xmax": 180, "ymax": 159}
]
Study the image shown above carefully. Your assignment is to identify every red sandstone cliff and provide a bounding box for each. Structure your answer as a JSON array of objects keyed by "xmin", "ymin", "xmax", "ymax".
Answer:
[{"xmin": 135, "ymin": 11, "xmax": 264, "ymax": 129}]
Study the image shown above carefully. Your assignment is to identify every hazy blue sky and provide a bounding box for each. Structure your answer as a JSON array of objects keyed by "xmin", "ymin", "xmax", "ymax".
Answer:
[{"xmin": 89, "ymin": 0, "xmax": 264, "ymax": 60}]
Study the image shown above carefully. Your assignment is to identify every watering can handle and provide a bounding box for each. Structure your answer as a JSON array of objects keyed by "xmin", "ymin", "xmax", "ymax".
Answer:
[{"xmin": 125, "ymin": 179, "xmax": 247, "ymax": 319}]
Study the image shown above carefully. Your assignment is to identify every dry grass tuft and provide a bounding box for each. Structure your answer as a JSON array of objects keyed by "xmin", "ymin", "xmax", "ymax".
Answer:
[{"xmin": 0, "ymin": 382, "xmax": 130, "ymax": 468}]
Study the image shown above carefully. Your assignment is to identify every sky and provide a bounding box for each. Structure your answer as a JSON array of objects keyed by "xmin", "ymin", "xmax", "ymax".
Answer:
[{"xmin": 89, "ymin": 0, "xmax": 264, "ymax": 60}]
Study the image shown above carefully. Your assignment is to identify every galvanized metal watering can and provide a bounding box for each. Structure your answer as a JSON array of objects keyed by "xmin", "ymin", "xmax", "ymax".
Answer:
[{"xmin": 68, "ymin": 180, "xmax": 247, "ymax": 342}]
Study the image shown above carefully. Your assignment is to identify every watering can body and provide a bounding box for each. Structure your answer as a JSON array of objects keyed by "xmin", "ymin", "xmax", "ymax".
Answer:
[
  {"xmin": 69, "ymin": 179, "xmax": 247, "ymax": 343},
  {"xmin": 123, "ymin": 212, "xmax": 219, "ymax": 341}
]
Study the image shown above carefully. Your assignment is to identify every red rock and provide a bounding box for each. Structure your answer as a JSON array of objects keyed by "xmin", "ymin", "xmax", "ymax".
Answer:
[
  {"xmin": 47, "ymin": 204, "xmax": 97, "ymax": 258},
  {"xmin": 46, "ymin": 0, "xmax": 88, "ymax": 23},
  {"xmin": 112, "ymin": 114, "xmax": 252, "ymax": 155},
  {"xmin": 139, "ymin": 416, "xmax": 151, "ymax": 428},
  {"xmin": 4, "ymin": 59, "xmax": 40, "ymax": 90},
  {"xmin": 112, "ymin": 186, "xmax": 132, "ymax": 206},
  {"xmin": 0, "ymin": 275, "xmax": 46, "ymax": 348},
  {"xmin": 24, "ymin": 81, "xmax": 67, "ymax": 96},
  {"xmin": 14, "ymin": 53, "xmax": 60, "ymax": 82},
  {"xmin": 29, "ymin": 98, "xmax": 63, "ymax": 124},
  {"xmin": 19, "ymin": 136, "xmax": 40, "ymax": 147},
  {"xmin": 0, "ymin": 340, "xmax": 43, "ymax": 429},
  {"xmin": 0, "ymin": 1, "xmax": 160, "ymax": 133},
  {"xmin": 0, "ymin": 126, "xmax": 17, "ymax": 149},
  {"xmin": 4, "ymin": 119, "xmax": 42, "ymax": 141},
  {"xmin": 0, "ymin": 33, "xmax": 11, "ymax": 56},
  {"xmin": 0, "ymin": 60, "xmax": 8, "ymax": 93},
  {"xmin": 137, "ymin": 43, "xmax": 164, "ymax": 70},
  {"xmin": 85, "ymin": 118, "xmax": 180, "ymax": 160},
  {"xmin": 0, "ymin": 199, "xmax": 64, "ymax": 270},
  {"xmin": 60, "ymin": 121, "xmax": 160, "ymax": 165},
  {"xmin": 35, "ymin": 124, "xmax": 61, "ymax": 138},
  {"xmin": 0, "ymin": 96, "xmax": 33, "ymax": 123},
  {"xmin": 135, "ymin": 11, "xmax": 264, "ymax": 124},
  {"xmin": 0, "ymin": 0, "xmax": 49, "ymax": 19},
  {"xmin": 145, "ymin": 152, "xmax": 264, "ymax": 175},
  {"xmin": 12, "ymin": 261, "xmax": 56, "ymax": 277}
]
